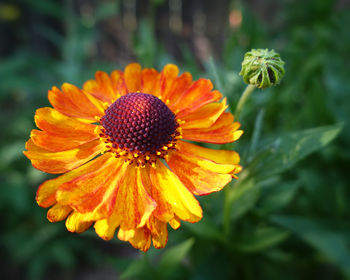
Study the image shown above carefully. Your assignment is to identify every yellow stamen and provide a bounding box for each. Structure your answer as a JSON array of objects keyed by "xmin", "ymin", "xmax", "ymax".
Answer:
[{"xmin": 103, "ymin": 102, "xmax": 109, "ymax": 110}]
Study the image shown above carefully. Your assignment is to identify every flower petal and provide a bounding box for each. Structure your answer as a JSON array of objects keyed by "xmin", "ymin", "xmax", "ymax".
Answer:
[
  {"xmin": 31, "ymin": 129, "xmax": 98, "ymax": 152},
  {"xmin": 167, "ymin": 141, "xmax": 241, "ymax": 195},
  {"xmin": 141, "ymin": 68, "xmax": 159, "ymax": 94},
  {"xmin": 124, "ymin": 63, "xmax": 142, "ymax": 92},
  {"xmin": 94, "ymin": 165, "xmax": 157, "ymax": 241},
  {"xmin": 111, "ymin": 70, "xmax": 128, "ymax": 97},
  {"xmin": 83, "ymin": 71, "xmax": 120, "ymax": 103},
  {"xmin": 182, "ymin": 112, "xmax": 243, "ymax": 144},
  {"xmin": 48, "ymin": 83, "xmax": 104, "ymax": 121},
  {"xmin": 173, "ymin": 79, "xmax": 222, "ymax": 117},
  {"xmin": 94, "ymin": 218, "xmax": 121, "ymax": 241},
  {"xmin": 47, "ymin": 204, "xmax": 72, "ymax": 222},
  {"xmin": 148, "ymin": 216, "xmax": 168, "ymax": 249},
  {"xmin": 176, "ymin": 140, "xmax": 241, "ymax": 165},
  {"xmin": 155, "ymin": 64, "xmax": 179, "ymax": 100},
  {"xmin": 180, "ymin": 98, "xmax": 228, "ymax": 129},
  {"xmin": 66, "ymin": 212, "xmax": 93, "ymax": 233},
  {"xmin": 127, "ymin": 227, "xmax": 151, "ymax": 252},
  {"xmin": 149, "ymin": 160, "xmax": 202, "ymax": 223},
  {"xmin": 34, "ymin": 107, "xmax": 97, "ymax": 137},
  {"xmin": 24, "ymin": 139, "xmax": 104, "ymax": 174},
  {"xmin": 35, "ymin": 153, "xmax": 112, "ymax": 208},
  {"xmin": 169, "ymin": 217, "xmax": 181, "ymax": 230},
  {"xmin": 56, "ymin": 157, "xmax": 127, "ymax": 222},
  {"xmin": 115, "ymin": 166, "xmax": 157, "ymax": 230},
  {"xmin": 118, "ymin": 228, "xmax": 135, "ymax": 241},
  {"xmin": 167, "ymin": 72, "xmax": 193, "ymax": 110}
]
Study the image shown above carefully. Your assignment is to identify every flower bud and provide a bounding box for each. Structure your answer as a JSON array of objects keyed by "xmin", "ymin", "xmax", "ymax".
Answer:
[{"xmin": 239, "ymin": 48, "xmax": 285, "ymax": 88}]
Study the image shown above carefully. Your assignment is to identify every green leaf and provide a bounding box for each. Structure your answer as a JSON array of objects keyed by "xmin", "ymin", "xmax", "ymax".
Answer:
[
  {"xmin": 229, "ymin": 180, "xmax": 260, "ymax": 221},
  {"xmin": 234, "ymin": 226, "xmax": 289, "ymax": 253},
  {"xmin": 259, "ymin": 181, "xmax": 300, "ymax": 214},
  {"xmin": 158, "ymin": 238, "xmax": 195, "ymax": 279},
  {"xmin": 248, "ymin": 124, "xmax": 342, "ymax": 178},
  {"xmin": 271, "ymin": 215, "xmax": 350, "ymax": 278}
]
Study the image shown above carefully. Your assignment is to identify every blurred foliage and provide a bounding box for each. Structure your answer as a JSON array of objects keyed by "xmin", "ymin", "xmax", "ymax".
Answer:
[{"xmin": 0, "ymin": 0, "xmax": 349, "ymax": 279}]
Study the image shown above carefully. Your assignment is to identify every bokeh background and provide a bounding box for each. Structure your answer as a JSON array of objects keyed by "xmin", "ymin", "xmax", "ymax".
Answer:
[{"xmin": 1, "ymin": 0, "xmax": 350, "ymax": 279}]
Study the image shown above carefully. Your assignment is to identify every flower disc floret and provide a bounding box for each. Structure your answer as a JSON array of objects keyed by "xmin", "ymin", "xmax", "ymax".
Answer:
[{"xmin": 100, "ymin": 92, "xmax": 180, "ymax": 166}]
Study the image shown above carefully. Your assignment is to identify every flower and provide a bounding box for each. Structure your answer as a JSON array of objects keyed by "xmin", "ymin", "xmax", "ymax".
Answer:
[
  {"xmin": 24, "ymin": 63, "xmax": 243, "ymax": 251},
  {"xmin": 240, "ymin": 48, "xmax": 285, "ymax": 88}
]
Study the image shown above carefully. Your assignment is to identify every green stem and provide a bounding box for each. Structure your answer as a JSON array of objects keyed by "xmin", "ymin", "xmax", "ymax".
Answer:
[
  {"xmin": 223, "ymin": 85, "xmax": 255, "ymax": 235},
  {"xmin": 234, "ymin": 84, "xmax": 256, "ymax": 121}
]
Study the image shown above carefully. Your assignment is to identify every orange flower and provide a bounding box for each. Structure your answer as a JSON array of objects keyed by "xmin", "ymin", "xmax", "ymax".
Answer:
[{"xmin": 24, "ymin": 63, "xmax": 243, "ymax": 251}]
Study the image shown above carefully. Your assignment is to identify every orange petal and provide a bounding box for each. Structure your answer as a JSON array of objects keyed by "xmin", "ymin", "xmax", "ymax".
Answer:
[
  {"xmin": 167, "ymin": 72, "xmax": 193, "ymax": 110},
  {"xmin": 169, "ymin": 217, "xmax": 181, "ymax": 230},
  {"xmin": 149, "ymin": 160, "xmax": 202, "ymax": 223},
  {"xmin": 94, "ymin": 163, "xmax": 155, "ymax": 241},
  {"xmin": 172, "ymin": 79, "xmax": 222, "ymax": 117},
  {"xmin": 180, "ymin": 98, "xmax": 228, "ymax": 129},
  {"xmin": 111, "ymin": 70, "xmax": 128, "ymax": 97},
  {"xmin": 177, "ymin": 140, "xmax": 240, "ymax": 165},
  {"xmin": 155, "ymin": 64, "xmax": 179, "ymax": 100},
  {"xmin": 30, "ymin": 129, "xmax": 98, "ymax": 152},
  {"xmin": 182, "ymin": 112, "xmax": 243, "ymax": 144},
  {"xmin": 56, "ymin": 157, "xmax": 127, "ymax": 222},
  {"xmin": 167, "ymin": 141, "xmax": 240, "ymax": 195},
  {"xmin": 128, "ymin": 227, "xmax": 151, "ymax": 252},
  {"xmin": 141, "ymin": 68, "xmax": 159, "ymax": 94},
  {"xmin": 124, "ymin": 63, "xmax": 142, "ymax": 92},
  {"xmin": 94, "ymin": 217, "xmax": 121, "ymax": 241},
  {"xmin": 34, "ymin": 107, "xmax": 97, "ymax": 137},
  {"xmin": 48, "ymin": 83, "xmax": 104, "ymax": 121},
  {"xmin": 118, "ymin": 228, "xmax": 135, "ymax": 241},
  {"xmin": 47, "ymin": 204, "xmax": 72, "ymax": 222},
  {"xmin": 148, "ymin": 216, "xmax": 168, "ymax": 249},
  {"xmin": 140, "ymin": 166, "xmax": 173, "ymax": 223},
  {"xmin": 35, "ymin": 153, "xmax": 112, "ymax": 208},
  {"xmin": 65, "ymin": 212, "xmax": 93, "ymax": 233},
  {"xmin": 24, "ymin": 138, "xmax": 104, "ymax": 174},
  {"xmin": 83, "ymin": 72, "xmax": 116, "ymax": 103},
  {"xmin": 115, "ymin": 166, "xmax": 157, "ymax": 230}
]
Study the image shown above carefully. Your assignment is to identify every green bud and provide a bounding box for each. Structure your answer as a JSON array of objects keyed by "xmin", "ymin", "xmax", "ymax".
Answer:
[{"xmin": 239, "ymin": 48, "xmax": 285, "ymax": 88}]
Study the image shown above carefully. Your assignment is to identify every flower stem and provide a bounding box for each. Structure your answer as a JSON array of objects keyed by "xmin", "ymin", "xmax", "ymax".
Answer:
[
  {"xmin": 223, "ymin": 85, "xmax": 255, "ymax": 235},
  {"xmin": 234, "ymin": 84, "xmax": 256, "ymax": 121}
]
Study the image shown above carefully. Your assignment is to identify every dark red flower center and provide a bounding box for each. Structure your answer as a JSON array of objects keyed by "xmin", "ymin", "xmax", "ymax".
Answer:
[{"xmin": 101, "ymin": 92, "xmax": 178, "ymax": 157}]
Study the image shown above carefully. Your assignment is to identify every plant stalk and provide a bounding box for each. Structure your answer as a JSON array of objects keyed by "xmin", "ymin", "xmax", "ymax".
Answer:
[{"xmin": 234, "ymin": 84, "xmax": 256, "ymax": 121}]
